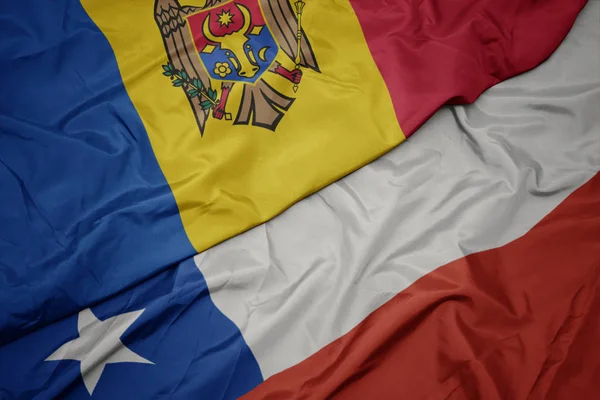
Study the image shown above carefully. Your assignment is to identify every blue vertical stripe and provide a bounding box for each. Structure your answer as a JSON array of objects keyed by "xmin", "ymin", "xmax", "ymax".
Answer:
[
  {"xmin": 0, "ymin": 0, "xmax": 194, "ymax": 342},
  {"xmin": 0, "ymin": 2, "xmax": 264, "ymax": 394}
]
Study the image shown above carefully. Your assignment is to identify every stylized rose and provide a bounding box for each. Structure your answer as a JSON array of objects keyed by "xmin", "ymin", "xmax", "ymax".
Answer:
[{"xmin": 213, "ymin": 62, "xmax": 232, "ymax": 78}]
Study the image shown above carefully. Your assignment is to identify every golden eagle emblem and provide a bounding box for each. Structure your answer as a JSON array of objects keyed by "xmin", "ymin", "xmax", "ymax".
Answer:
[{"xmin": 154, "ymin": 0, "xmax": 319, "ymax": 134}]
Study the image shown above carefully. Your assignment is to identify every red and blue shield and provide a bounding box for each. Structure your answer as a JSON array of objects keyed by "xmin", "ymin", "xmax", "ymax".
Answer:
[{"xmin": 187, "ymin": 0, "xmax": 279, "ymax": 84}]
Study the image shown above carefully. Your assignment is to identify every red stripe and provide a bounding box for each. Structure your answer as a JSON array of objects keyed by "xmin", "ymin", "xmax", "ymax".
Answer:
[
  {"xmin": 347, "ymin": 0, "xmax": 587, "ymax": 136},
  {"xmin": 242, "ymin": 173, "xmax": 600, "ymax": 399}
]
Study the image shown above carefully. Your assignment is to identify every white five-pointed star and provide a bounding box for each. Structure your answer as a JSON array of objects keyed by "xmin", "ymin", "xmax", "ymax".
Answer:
[{"xmin": 46, "ymin": 308, "xmax": 153, "ymax": 395}]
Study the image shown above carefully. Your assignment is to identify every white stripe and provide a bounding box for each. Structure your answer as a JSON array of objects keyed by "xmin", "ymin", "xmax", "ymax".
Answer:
[{"xmin": 195, "ymin": 1, "xmax": 600, "ymax": 379}]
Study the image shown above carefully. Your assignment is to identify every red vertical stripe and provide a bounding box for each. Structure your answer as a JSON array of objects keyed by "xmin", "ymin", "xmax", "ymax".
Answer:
[
  {"xmin": 347, "ymin": 0, "xmax": 587, "ymax": 136},
  {"xmin": 243, "ymin": 173, "xmax": 600, "ymax": 399}
]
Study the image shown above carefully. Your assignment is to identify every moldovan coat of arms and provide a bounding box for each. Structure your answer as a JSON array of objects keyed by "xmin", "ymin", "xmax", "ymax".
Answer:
[{"xmin": 154, "ymin": 0, "xmax": 319, "ymax": 134}]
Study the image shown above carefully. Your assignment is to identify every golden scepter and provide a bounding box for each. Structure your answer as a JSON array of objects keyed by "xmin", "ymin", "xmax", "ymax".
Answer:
[{"xmin": 293, "ymin": 0, "xmax": 306, "ymax": 92}]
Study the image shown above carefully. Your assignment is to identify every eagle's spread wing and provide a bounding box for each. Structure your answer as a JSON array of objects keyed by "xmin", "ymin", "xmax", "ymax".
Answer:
[
  {"xmin": 154, "ymin": 0, "xmax": 218, "ymax": 134},
  {"xmin": 261, "ymin": 0, "xmax": 319, "ymax": 72}
]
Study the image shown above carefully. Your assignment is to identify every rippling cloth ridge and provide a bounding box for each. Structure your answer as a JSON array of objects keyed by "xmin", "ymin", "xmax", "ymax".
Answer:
[{"xmin": 0, "ymin": 0, "xmax": 597, "ymax": 398}]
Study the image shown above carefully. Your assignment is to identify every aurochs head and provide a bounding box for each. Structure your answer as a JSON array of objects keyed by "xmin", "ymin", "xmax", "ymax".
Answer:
[{"xmin": 203, "ymin": 4, "xmax": 267, "ymax": 79}]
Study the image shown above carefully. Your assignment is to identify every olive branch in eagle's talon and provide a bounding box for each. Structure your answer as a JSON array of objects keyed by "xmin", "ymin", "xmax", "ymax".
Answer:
[{"xmin": 161, "ymin": 63, "xmax": 230, "ymax": 117}]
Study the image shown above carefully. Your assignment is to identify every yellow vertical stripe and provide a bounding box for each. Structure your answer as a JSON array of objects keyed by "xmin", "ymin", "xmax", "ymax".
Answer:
[{"xmin": 82, "ymin": 0, "xmax": 405, "ymax": 252}]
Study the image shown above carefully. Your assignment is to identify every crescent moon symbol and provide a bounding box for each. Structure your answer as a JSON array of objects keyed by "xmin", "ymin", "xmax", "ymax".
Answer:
[{"xmin": 258, "ymin": 46, "xmax": 269, "ymax": 62}]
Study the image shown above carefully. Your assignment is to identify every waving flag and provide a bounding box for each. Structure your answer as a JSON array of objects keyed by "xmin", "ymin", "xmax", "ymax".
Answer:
[{"xmin": 0, "ymin": 0, "xmax": 596, "ymax": 399}]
